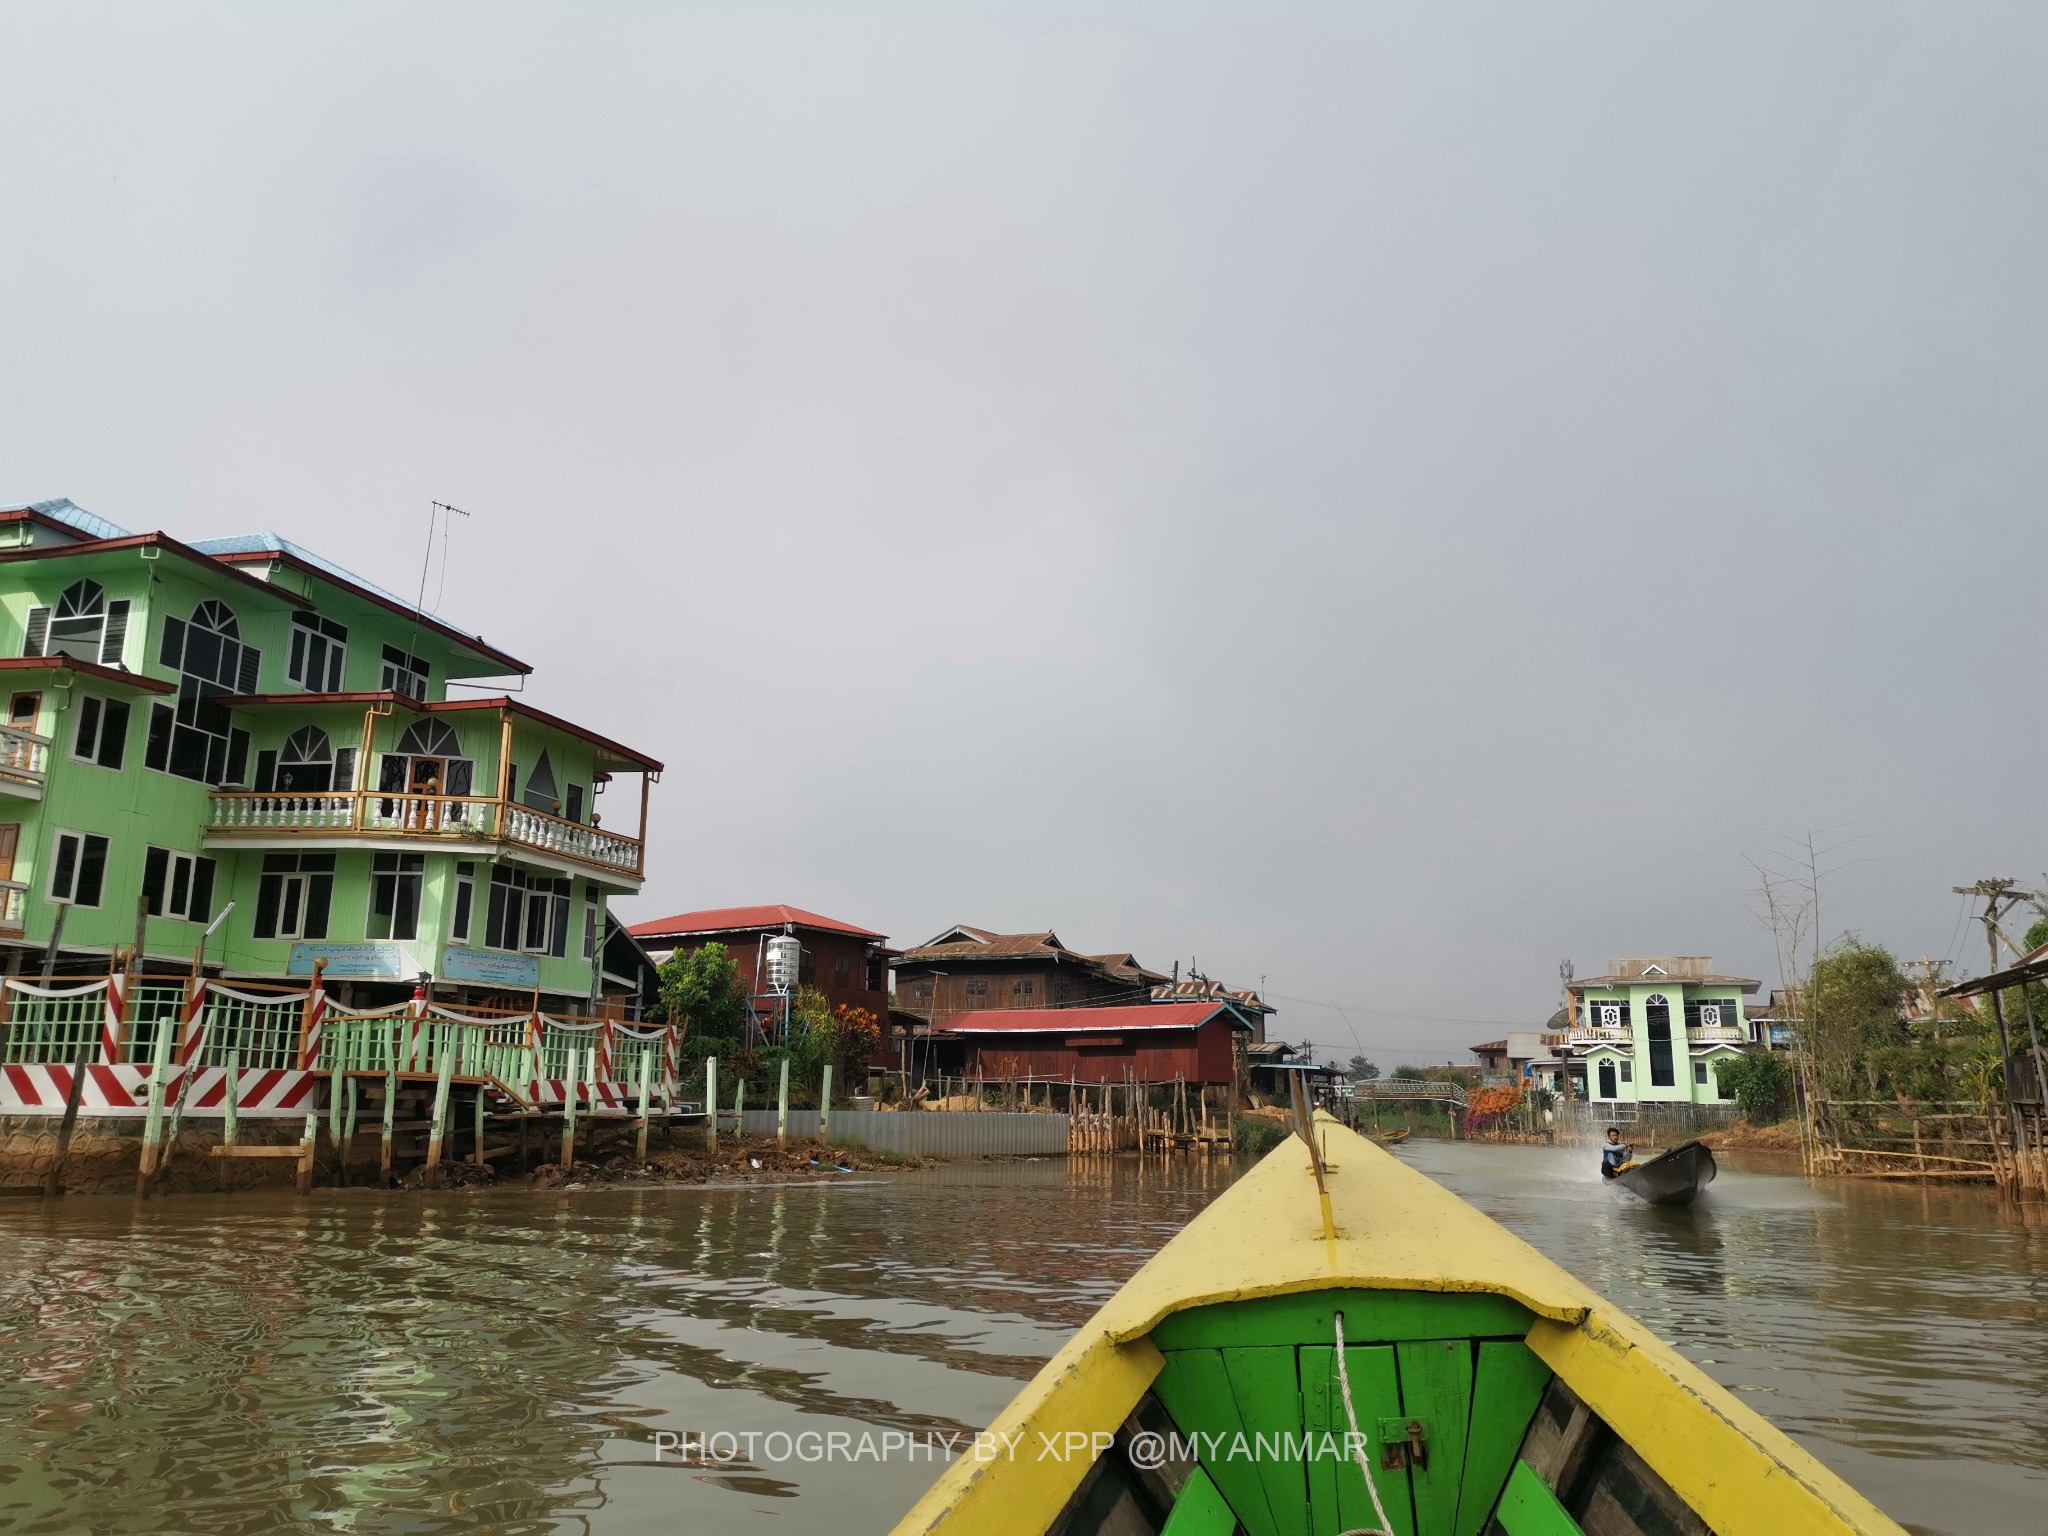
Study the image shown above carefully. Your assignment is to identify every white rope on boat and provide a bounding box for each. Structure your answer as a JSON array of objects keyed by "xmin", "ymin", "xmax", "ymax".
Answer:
[
  {"xmin": 1332, "ymin": 1310, "xmax": 1396, "ymax": 1536},
  {"xmin": 3, "ymin": 979, "xmax": 109, "ymax": 998}
]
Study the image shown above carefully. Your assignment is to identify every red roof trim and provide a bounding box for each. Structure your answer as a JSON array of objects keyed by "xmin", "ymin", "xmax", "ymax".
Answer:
[
  {"xmin": 0, "ymin": 530, "xmax": 313, "ymax": 606},
  {"xmin": 628, "ymin": 904, "xmax": 887, "ymax": 941},
  {"xmin": 934, "ymin": 1002, "xmax": 1241, "ymax": 1034},
  {"xmin": 206, "ymin": 548, "xmax": 531, "ymax": 676},
  {"xmin": 0, "ymin": 656, "xmax": 176, "ymax": 694},
  {"xmin": 431, "ymin": 697, "xmax": 662, "ymax": 772},
  {"xmin": 213, "ymin": 692, "xmax": 662, "ymax": 771}
]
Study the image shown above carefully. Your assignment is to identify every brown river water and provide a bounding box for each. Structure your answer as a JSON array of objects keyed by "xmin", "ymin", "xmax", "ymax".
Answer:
[{"xmin": 0, "ymin": 1142, "xmax": 2041, "ymax": 1535}]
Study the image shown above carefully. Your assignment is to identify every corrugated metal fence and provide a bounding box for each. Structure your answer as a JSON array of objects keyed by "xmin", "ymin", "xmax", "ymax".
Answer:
[{"xmin": 735, "ymin": 1109, "xmax": 1070, "ymax": 1156}]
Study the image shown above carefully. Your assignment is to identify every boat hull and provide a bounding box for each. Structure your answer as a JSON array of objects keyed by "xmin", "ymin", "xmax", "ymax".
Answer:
[
  {"xmin": 1613, "ymin": 1140, "xmax": 1718, "ymax": 1207},
  {"xmin": 890, "ymin": 1117, "xmax": 1900, "ymax": 1536}
]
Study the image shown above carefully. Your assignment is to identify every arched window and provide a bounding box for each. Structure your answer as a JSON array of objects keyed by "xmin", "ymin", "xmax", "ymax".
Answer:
[
  {"xmin": 378, "ymin": 715, "xmax": 474, "ymax": 815},
  {"xmin": 191, "ymin": 600, "xmax": 239, "ymax": 638},
  {"xmin": 396, "ymin": 720, "xmax": 462, "ymax": 758},
  {"xmin": 521, "ymin": 749, "xmax": 559, "ymax": 813},
  {"xmin": 1644, "ymin": 993, "xmax": 1676, "ymax": 1088},
  {"xmin": 257, "ymin": 724, "xmax": 355, "ymax": 794},
  {"xmin": 147, "ymin": 598, "xmax": 258, "ymax": 785},
  {"xmin": 24, "ymin": 578, "xmax": 129, "ymax": 666}
]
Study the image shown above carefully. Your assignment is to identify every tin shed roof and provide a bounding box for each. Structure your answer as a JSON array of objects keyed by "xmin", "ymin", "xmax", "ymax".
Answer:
[
  {"xmin": 934, "ymin": 1002, "xmax": 1242, "ymax": 1035},
  {"xmin": 629, "ymin": 905, "xmax": 887, "ymax": 942}
]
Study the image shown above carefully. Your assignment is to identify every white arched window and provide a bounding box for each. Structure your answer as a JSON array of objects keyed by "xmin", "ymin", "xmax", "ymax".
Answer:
[
  {"xmin": 147, "ymin": 598, "xmax": 258, "ymax": 784},
  {"xmin": 24, "ymin": 578, "xmax": 130, "ymax": 666},
  {"xmin": 378, "ymin": 716, "xmax": 474, "ymax": 814}
]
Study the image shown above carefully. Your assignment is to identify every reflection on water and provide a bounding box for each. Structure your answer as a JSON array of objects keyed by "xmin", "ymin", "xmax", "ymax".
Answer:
[
  {"xmin": 1406, "ymin": 1141, "xmax": 2048, "ymax": 1536},
  {"xmin": 0, "ymin": 1147, "xmax": 2038, "ymax": 1534}
]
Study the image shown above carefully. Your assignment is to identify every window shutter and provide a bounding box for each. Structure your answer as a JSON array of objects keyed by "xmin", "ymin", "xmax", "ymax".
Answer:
[
  {"xmin": 333, "ymin": 747, "xmax": 355, "ymax": 792},
  {"xmin": 551, "ymin": 890, "xmax": 570, "ymax": 957},
  {"xmin": 158, "ymin": 616, "xmax": 184, "ymax": 670},
  {"xmin": 304, "ymin": 874, "xmax": 332, "ymax": 940},
  {"xmin": 190, "ymin": 858, "xmax": 215, "ymax": 924},
  {"xmin": 224, "ymin": 728, "xmax": 249, "ymax": 786},
  {"xmin": 144, "ymin": 703, "xmax": 174, "ymax": 771},
  {"xmin": 21, "ymin": 607, "xmax": 49, "ymax": 658},
  {"xmin": 99, "ymin": 698, "xmax": 130, "ymax": 769},
  {"xmin": 237, "ymin": 646, "xmax": 260, "ymax": 695},
  {"xmin": 99, "ymin": 600, "xmax": 130, "ymax": 665},
  {"xmin": 254, "ymin": 750, "xmax": 277, "ymax": 792},
  {"xmin": 141, "ymin": 846, "xmax": 169, "ymax": 916},
  {"xmin": 75, "ymin": 836, "xmax": 108, "ymax": 907},
  {"xmin": 73, "ymin": 696, "xmax": 101, "ymax": 759}
]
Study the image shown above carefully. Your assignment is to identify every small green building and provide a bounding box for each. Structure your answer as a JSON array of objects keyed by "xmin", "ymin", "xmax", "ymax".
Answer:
[
  {"xmin": 1566, "ymin": 957, "xmax": 1758, "ymax": 1107},
  {"xmin": 0, "ymin": 498, "xmax": 661, "ymax": 1008}
]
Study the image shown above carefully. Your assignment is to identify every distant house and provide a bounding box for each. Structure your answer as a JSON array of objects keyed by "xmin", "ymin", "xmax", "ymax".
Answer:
[
  {"xmin": 1565, "ymin": 957, "xmax": 1759, "ymax": 1107},
  {"xmin": 934, "ymin": 1001, "xmax": 1249, "ymax": 1087},
  {"xmin": 1150, "ymin": 977, "xmax": 1276, "ymax": 1045},
  {"xmin": 892, "ymin": 926, "xmax": 1168, "ymax": 1024},
  {"xmin": 1468, "ymin": 1031, "xmax": 1557, "ymax": 1078},
  {"xmin": 626, "ymin": 904, "xmax": 893, "ymax": 1021},
  {"xmin": 1744, "ymin": 990, "xmax": 1800, "ymax": 1052}
]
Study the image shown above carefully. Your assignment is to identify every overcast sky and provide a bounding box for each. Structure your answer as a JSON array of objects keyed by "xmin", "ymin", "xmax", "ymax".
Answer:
[{"xmin": 4, "ymin": 4, "xmax": 2043, "ymax": 1063}]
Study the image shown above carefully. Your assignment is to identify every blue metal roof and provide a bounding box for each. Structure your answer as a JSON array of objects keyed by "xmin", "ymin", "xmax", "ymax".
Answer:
[
  {"xmin": 22, "ymin": 498, "xmax": 131, "ymax": 541},
  {"xmin": 189, "ymin": 532, "xmax": 484, "ymax": 643}
]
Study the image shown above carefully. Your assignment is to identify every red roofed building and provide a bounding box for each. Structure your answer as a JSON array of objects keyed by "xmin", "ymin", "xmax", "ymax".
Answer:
[
  {"xmin": 935, "ymin": 1001, "xmax": 1250, "ymax": 1086},
  {"xmin": 627, "ymin": 905, "xmax": 893, "ymax": 1021}
]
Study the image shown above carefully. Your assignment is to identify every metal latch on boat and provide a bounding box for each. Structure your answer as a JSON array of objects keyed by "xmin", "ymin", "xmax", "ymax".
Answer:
[{"xmin": 1375, "ymin": 1416, "xmax": 1428, "ymax": 1471}]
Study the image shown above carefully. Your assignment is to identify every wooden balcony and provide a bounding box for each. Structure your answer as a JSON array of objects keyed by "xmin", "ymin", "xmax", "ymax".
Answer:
[
  {"xmin": 206, "ymin": 790, "xmax": 644, "ymax": 879},
  {"xmin": 0, "ymin": 724, "xmax": 51, "ymax": 800},
  {"xmin": 1686, "ymin": 1025, "xmax": 1747, "ymax": 1045}
]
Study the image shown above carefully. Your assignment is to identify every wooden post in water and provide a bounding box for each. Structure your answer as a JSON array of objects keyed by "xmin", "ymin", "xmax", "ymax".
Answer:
[
  {"xmin": 380, "ymin": 1030, "xmax": 398, "ymax": 1184},
  {"xmin": 561, "ymin": 1047, "xmax": 581, "ymax": 1169},
  {"xmin": 734, "ymin": 1076, "xmax": 745, "ymax": 1133},
  {"xmin": 296, "ymin": 1111, "xmax": 317, "ymax": 1194},
  {"xmin": 777, "ymin": 1058, "xmax": 790, "ymax": 1143},
  {"xmin": 472, "ymin": 1078, "xmax": 487, "ymax": 1167},
  {"xmin": 342, "ymin": 1076, "xmax": 359, "ymax": 1183},
  {"xmin": 819, "ymin": 1064, "xmax": 832, "ymax": 1146},
  {"xmin": 327, "ymin": 1054, "xmax": 344, "ymax": 1176},
  {"xmin": 425, "ymin": 1038, "xmax": 456, "ymax": 1179},
  {"xmin": 635, "ymin": 1046, "xmax": 652, "ymax": 1163},
  {"xmin": 221, "ymin": 1047, "xmax": 240, "ymax": 1190},
  {"xmin": 135, "ymin": 1015, "xmax": 174, "ymax": 1196},
  {"xmin": 705, "ymin": 1056, "xmax": 719, "ymax": 1148}
]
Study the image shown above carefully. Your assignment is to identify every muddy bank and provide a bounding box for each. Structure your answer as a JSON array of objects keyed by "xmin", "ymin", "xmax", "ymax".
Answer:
[
  {"xmin": 1698, "ymin": 1118, "xmax": 1803, "ymax": 1151},
  {"xmin": 399, "ymin": 1136, "xmax": 928, "ymax": 1191}
]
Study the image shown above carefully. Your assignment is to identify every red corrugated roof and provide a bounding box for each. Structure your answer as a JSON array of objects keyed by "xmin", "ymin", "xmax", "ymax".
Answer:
[
  {"xmin": 628, "ymin": 905, "xmax": 887, "ymax": 941},
  {"xmin": 934, "ymin": 1002, "xmax": 1238, "ymax": 1034}
]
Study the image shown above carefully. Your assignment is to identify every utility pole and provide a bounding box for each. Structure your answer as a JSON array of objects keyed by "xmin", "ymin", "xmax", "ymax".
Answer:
[
  {"xmin": 1557, "ymin": 959, "xmax": 1575, "ymax": 1105},
  {"xmin": 1954, "ymin": 878, "xmax": 2047, "ymax": 1144}
]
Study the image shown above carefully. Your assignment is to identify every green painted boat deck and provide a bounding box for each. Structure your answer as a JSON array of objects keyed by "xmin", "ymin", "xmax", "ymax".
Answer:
[{"xmin": 1149, "ymin": 1290, "xmax": 1564, "ymax": 1536}]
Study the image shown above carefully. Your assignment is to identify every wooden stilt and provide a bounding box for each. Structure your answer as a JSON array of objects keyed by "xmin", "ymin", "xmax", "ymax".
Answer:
[
  {"xmin": 635, "ymin": 1047, "xmax": 652, "ymax": 1163},
  {"xmin": 341, "ymin": 1076, "xmax": 358, "ymax": 1186},
  {"xmin": 425, "ymin": 1043, "xmax": 455, "ymax": 1179},
  {"xmin": 819, "ymin": 1064, "xmax": 832, "ymax": 1145},
  {"xmin": 561, "ymin": 1047, "xmax": 581, "ymax": 1169},
  {"xmin": 777, "ymin": 1057, "xmax": 790, "ymax": 1143},
  {"xmin": 472, "ymin": 1080, "xmax": 487, "ymax": 1167},
  {"xmin": 296, "ymin": 1112, "xmax": 317, "ymax": 1194},
  {"xmin": 135, "ymin": 1019, "xmax": 173, "ymax": 1196},
  {"xmin": 706, "ymin": 1056, "xmax": 719, "ymax": 1147},
  {"xmin": 380, "ymin": 1048, "xmax": 397, "ymax": 1184}
]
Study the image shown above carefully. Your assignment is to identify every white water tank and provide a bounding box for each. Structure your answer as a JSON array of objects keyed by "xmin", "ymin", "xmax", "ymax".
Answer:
[{"xmin": 765, "ymin": 935, "xmax": 802, "ymax": 994}]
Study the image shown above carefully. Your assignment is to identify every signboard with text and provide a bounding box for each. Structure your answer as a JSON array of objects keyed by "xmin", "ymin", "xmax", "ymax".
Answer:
[
  {"xmin": 442, "ymin": 946, "xmax": 542, "ymax": 989},
  {"xmin": 288, "ymin": 943, "xmax": 412, "ymax": 980}
]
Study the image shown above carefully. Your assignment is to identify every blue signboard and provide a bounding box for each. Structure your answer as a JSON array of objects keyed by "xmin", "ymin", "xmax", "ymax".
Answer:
[
  {"xmin": 288, "ymin": 943, "xmax": 410, "ymax": 979},
  {"xmin": 442, "ymin": 945, "xmax": 541, "ymax": 989}
]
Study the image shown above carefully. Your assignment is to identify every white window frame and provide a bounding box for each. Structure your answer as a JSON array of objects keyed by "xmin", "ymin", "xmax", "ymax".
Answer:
[
  {"xmin": 450, "ymin": 861, "xmax": 476, "ymax": 944},
  {"xmin": 48, "ymin": 828, "xmax": 109, "ymax": 907},
  {"xmin": 69, "ymin": 693, "xmax": 130, "ymax": 770},
  {"xmin": 288, "ymin": 612, "xmax": 349, "ymax": 693},
  {"xmin": 367, "ymin": 852, "xmax": 425, "ymax": 942},
  {"xmin": 144, "ymin": 846, "xmax": 215, "ymax": 922}
]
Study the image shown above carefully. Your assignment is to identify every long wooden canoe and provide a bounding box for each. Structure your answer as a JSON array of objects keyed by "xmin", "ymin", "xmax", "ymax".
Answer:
[
  {"xmin": 891, "ymin": 1114, "xmax": 1903, "ymax": 1536},
  {"xmin": 1612, "ymin": 1141, "xmax": 1718, "ymax": 1208}
]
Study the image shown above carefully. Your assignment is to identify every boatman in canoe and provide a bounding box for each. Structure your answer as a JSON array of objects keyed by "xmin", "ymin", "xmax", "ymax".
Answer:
[{"xmin": 1600, "ymin": 1127, "xmax": 1637, "ymax": 1179}]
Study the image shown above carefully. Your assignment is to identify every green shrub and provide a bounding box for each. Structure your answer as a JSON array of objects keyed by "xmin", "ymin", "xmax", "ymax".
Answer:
[
  {"xmin": 1714, "ymin": 1051, "xmax": 1794, "ymax": 1124},
  {"xmin": 1233, "ymin": 1116, "xmax": 1292, "ymax": 1156}
]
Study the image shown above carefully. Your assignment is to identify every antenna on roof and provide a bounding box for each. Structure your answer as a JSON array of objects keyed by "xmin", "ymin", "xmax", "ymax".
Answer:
[{"xmin": 405, "ymin": 501, "xmax": 470, "ymax": 675}]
